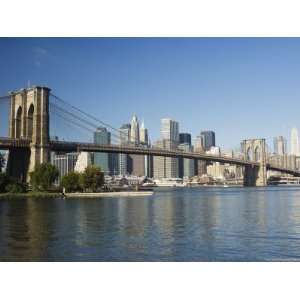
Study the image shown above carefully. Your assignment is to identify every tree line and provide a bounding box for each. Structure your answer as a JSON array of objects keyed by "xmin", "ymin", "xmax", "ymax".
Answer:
[{"xmin": 0, "ymin": 152, "xmax": 104, "ymax": 194}]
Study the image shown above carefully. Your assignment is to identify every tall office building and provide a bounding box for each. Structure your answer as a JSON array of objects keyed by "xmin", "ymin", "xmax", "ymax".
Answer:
[
  {"xmin": 93, "ymin": 127, "xmax": 111, "ymax": 175},
  {"xmin": 52, "ymin": 152, "xmax": 79, "ymax": 183},
  {"xmin": 130, "ymin": 114, "xmax": 140, "ymax": 144},
  {"xmin": 179, "ymin": 133, "xmax": 191, "ymax": 145},
  {"xmin": 153, "ymin": 139, "xmax": 179, "ymax": 179},
  {"xmin": 178, "ymin": 143, "xmax": 195, "ymax": 178},
  {"xmin": 160, "ymin": 118, "xmax": 179, "ymax": 142},
  {"xmin": 140, "ymin": 120, "xmax": 149, "ymax": 145},
  {"xmin": 291, "ymin": 128, "xmax": 300, "ymax": 156},
  {"xmin": 140, "ymin": 120, "xmax": 151, "ymax": 177},
  {"xmin": 74, "ymin": 152, "xmax": 92, "ymax": 173},
  {"xmin": 119, "ymin": 123, "xmax": 131, "ymax": 175},
  {"xmin": 200, "ymin": 130, "xmax": 216, "ymax": 151},
  {"xmin": 153, "ymin": 118, "xmax": 180, "ymax": 179},
  {"xmin": 194, "ymin": 135, "xmax": 206, "ymax": 176},
  {"xmin": 274, "ymin": 136, "xmax": 287, "ymax": 155}
]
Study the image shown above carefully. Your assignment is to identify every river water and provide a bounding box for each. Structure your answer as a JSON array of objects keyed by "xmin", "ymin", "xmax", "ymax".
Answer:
[{"xmin": 1, "ymin": 186, "xmax": 300, "ymax": 261}]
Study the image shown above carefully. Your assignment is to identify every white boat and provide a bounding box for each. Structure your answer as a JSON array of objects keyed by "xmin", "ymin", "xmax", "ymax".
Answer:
[{"xmin": 154, "ymin": 178, "xmax": 184, "ymax": 187}]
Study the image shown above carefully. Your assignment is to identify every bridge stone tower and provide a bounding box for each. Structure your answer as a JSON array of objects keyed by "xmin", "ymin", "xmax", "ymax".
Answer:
[
  {"xmin": 7, "ymin": 86, "xmax": 51, "ymax": 181},
  {"xmin": 241, "ymin": 138, "xmax": 267, "ymax": 186}
]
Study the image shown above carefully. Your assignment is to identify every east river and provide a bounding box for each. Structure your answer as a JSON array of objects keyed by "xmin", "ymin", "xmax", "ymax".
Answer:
[{"xmin": 1, "ymin": 186, "xmax": 300, "ymax": 261}]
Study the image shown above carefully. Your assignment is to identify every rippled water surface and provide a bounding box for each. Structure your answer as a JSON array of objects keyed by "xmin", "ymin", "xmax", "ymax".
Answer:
[{"xmin": 2, "ymin": 186, "xmax": 300, "ymax": 261}]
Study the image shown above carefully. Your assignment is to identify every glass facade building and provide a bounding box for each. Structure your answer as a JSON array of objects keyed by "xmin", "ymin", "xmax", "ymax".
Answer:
[{"xmin": 93, "ymin": 127, "xmax": 111, "ymax": 175}]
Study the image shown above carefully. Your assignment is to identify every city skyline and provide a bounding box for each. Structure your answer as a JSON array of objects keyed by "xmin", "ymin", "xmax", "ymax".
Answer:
[{"xmin": 2, "ymin": 38, "xmax": 300, "ymax": 150}]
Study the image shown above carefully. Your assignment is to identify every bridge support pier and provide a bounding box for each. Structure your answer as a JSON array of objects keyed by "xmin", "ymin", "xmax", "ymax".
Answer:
[
  {"xmin": 241, "ymin": 139, "xmax": 267, "ymax": 187},
  {"xmin": 243, "ymin": 164, "xmax": 267, "ymax": 186},
  {"xmin": 6, "ymin": 148, "xmax": 31, "ymax": 182},
  {"xmin": 7, "ymin": 86, "xmax": 51, "ymax": 182}
]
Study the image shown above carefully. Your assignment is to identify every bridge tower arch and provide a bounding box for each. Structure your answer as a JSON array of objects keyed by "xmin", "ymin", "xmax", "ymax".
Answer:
[
  {"xmin": 7, "ymin": 86, "xmax": 51, "ymax": 181},
  {"xmin": 241, "ymin": 139, "xmax": 267, "ymax": 186}
]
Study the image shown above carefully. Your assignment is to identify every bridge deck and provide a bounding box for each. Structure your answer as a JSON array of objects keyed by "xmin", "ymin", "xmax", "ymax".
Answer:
[
  {"xmin": 0, "ymin": 137, "xmax": 31, "ymax": 149},
  {"xmin": 1, "ymin": 137, "xmax": 300, "ymax": 176},
  {"xmin": 49, "ymin": 140, "xmax": 256, "ymax": 166}
]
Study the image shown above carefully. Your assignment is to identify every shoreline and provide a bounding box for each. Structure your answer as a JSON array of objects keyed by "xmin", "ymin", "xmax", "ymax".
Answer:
[
  {"xmin": 0, "ymin": 192, "xmax": 61, "ymax": 199},
  {"xmin": 64, "ymin": 191, "xmax": 154, "ymax": 198}
]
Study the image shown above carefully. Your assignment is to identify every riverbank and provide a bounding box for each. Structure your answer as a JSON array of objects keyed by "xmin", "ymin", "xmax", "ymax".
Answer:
[
  {"xmin": 65, "ymin": 191, "xmax": 154, "ymax": 198},
  {"xmin": 0, "ymin": 192, "xmax": 61, "ymax": 199}
]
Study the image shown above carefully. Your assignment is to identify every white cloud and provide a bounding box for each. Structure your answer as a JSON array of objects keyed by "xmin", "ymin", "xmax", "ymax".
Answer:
[{"xmin": 32, "ymin": 46, "xmax": 49, "ymax": 67}]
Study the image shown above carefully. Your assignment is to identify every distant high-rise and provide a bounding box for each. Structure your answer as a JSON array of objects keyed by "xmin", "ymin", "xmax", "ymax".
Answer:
[
  {"xmin": 200, "ymin": 130, "xmax": 215, "ymax": 151},
  {"xmin": 179, "ymin": 133, "xmax": 191, "ymax": 145},
  {"xmin": 119, "ymin": 124, "xmax": 131, "ymax": 175},
  {"xmin": 93, "ymin": 127, "xmax": 111, "ymax": 175},
  {"xmin": 160, "ymin": 118, "xmax": 179, "ymax": 142},
  {"xmin": 140, "ymin": 120, "xmax": 149, "ymax": 145},
  {"xmin": 291, "ymin": 128, "xmax": 300, "ymax": 156},
  {"xmin": 140, "ymin": 120, "xmax": 151, "ymax": 177},
  {"xmin": 52, "ymin": 152, "xmax": 78, "ymax": 183},
  {"xmin": 130, "ymin": 114, "xmax": 140, "ymax": 144},
  {"xmin": 153, "ymin": 139, "xmax": 179, "ymax": 179},
  {"xmin": 178, "ymin": 143, "xmax": 195, "ymax": 178},
  {"xmin": 273, "ymin": 136, "xmax": 287, "ymax": 155}
]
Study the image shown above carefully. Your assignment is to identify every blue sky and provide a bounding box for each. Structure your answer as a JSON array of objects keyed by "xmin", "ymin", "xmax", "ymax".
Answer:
[{"xmin": 1, "ymin": 38, "xmax": 300, "ymax": 151}]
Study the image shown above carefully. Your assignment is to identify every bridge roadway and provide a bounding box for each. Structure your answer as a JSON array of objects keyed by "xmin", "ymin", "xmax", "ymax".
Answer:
[{"xmin": 1, "ymin": 137, "xmax": 300, "ymax": 176}]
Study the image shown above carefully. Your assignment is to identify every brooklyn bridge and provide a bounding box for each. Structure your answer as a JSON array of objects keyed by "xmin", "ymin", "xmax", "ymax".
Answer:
[{"xmin": 0, "ymin": 86, "xmax": 299, "ymax": 186}]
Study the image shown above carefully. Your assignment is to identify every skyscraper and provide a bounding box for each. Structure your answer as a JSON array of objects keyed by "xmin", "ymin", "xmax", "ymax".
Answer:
[
  {"xmin": 93, "ymin": 127, "xmax": 111, "ymax": 175},
  {"xmin": 161, "ymin": 118, "xmax": 179, "ymax": 142},
  {"xmin": 140, "ymin": 120, "xmax": 149, "ymax": 145},
  {"xmin": 274, "ymin": 136, "xmax": 287, "ymax": 155},
  {"xmin": 119, "ymin": 123, "xmax": 131, "ymax": 175},
  {"xmin": 179, "ymin": 133, "xmax": 191, "ymax": 145},
  {"xmin": 52, "ymin": 152, "xmax": 79, "ymax": 183},
  {"xmin": 291, "ymin": 128, "xmax": 300, "ymax": 156},
  {"xmin": 194, "ymin": 135, "xmax": 204, "ymax": 152},
  {"xmin": 140, "ymin": 120, "xmax": 151, "ymax": 177},
  {"xmin": 130, "ymin": 114, "xmax": 140, "ymax": 144},
  {"xmin": 153, "ymin": 139, "xmax": 179, "ymax": 179},
  {"xmin": 200, "ymin": 130, "xmax": 216, "ymax": 151},
  {"xmin": 153, "ymin": 118, "xmax": 179, "ymax": 179},
  {"xmin": 178, "ymin": 143, "xmax": 195, "ymax": 178},
  {"xmin": 178, "ymin": 133, "xmax": 193, "ymax": 178}
]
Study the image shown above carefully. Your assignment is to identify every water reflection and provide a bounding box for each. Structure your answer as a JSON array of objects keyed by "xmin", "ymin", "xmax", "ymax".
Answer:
[{"xmin": 2, "ymin": 187, "xmax": 300, "ymax": 261}]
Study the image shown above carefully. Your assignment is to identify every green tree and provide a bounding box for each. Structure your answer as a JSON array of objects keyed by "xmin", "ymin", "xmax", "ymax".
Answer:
[
  {"xmin": 30, "ymin": 163, "xmax": 59, "ymax": 191},
  {"xmin": 0, "ymin": 173, "xmax": 9, "ymax": 193},
  {"xmin": 0, "ymin": 153, "xmax": 5, "ymax": 172},
  {"xmin": 61, "ymin": 171, "xmax": 81, "ymax": 192},
  {"xmin": 80, "ymin": 165, "xmax": 104, "ymax": 192},
  {"xmin": 5, "ymin": 181, "xmax": 27, "ymax": 193}
]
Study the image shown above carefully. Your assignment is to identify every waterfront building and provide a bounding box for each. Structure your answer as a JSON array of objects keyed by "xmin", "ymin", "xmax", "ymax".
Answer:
[
  {"xmin": 178, "ymin": 143, "xmax": 195, "ymax": 178},
  {"xmin": 93, "ymin": 127, "xmax": 111, "ymax": 175},
  {"xmin": 131, "ymin": 154, "xmax": 145, "ymax": 176},
  {"xmin": 160, "ymin": 118, "xmax": 179, "ymax": 142},
  {"xmin": 200, "ymin": 130, "xmax": 216, "ymax": 151},
  {"xmin": 74, "ymin": 152, "xmax": 92, "ymax": 173},
  {"xmin": 291, "ymin": 128, "xmax": 300, "ymax": 156},
  {"xmin": 274, "ymin": 136, "xmax": 287, "ymax": 155},
  {"xmin": 207, "ymin": 162, "xmax": 225, "ymax": 179},
  {"xmin": 206, "ymin": 146, "xmax": 221, "ymax": 156},
  {"xmin": 179, "ymin": 133, "xmax": 191, "ymax": 145},
  {"xmin": 52, "ymin": 152, "xmax": 79, "ymax": 182}
]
